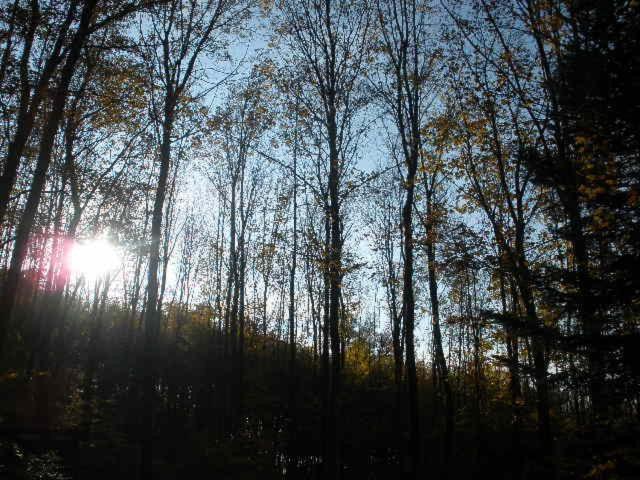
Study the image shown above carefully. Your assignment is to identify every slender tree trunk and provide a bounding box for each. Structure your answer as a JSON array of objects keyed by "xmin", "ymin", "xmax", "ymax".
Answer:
[
  {"xmin": 567, "ymin": 202, "xmax": 603, "ymax": 420},
  {"xmin": 401, "ymin": 153, "xmax": 420, "ymax": 478},
  {"xmin": 321, "ymin": 212, "xmax": 331, "ymax": 478},
  {"xmin": 424, "ymin": 208, "xmax": 453, "ymax": 465},
  {"xmin": 326, "ymin": 107, "xmax": 342, "ymax": 480},
  {"xmin": 140, "ymin": 94, "xmax": 175, "ymax": 480},
  {"xmin": 501, "ymin": 271, "xmax": 523, "ymax": 477},
  {"xmin": 28, "ymin": 174, "xmax": 65, "ymax": 374},
  {"xmin": 287, "ymin": 131, "xmax": 298, "ymax": 478},
  {"xmin": 382, "ymin": 204, "xmax": 404, "ymax": 457},
  {"xmin": 233, "ymin": 164, "xmax": 249, "ymax": 431},
  {"xmin": 82, "ymin": 275, "xmax": 112, "ymax": 434}
]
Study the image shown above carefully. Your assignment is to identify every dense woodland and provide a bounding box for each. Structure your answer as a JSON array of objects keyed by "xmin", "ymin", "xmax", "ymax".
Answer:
[{"xmin": 0, "ymin": 0, "xmax": 639, "ymax": 478}]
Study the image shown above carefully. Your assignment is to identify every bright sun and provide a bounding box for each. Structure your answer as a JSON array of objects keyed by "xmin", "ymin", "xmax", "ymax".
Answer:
[{"xmin": 69, "ymin": 238, "xmax": 121, "ymax": 280}]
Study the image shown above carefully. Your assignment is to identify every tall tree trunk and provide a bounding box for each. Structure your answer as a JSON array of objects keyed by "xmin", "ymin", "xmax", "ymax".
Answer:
[
  {"xmin": 82, "ymin": 275, "xmax": 112, "ymax": 434},
  {"xmin": 501, "ymin": 270, "xmax": 523, "ymax": 477},
  {"xmin": 402, "ymin": 151, "xmax": 420, "ymax": 478},
  {"xmin": 140, "ymin": 94, "xmax": 175, "ymax": 480},
  {"xmin": 386, "ymin": 221, "xmax": 404, "ymax": 453},
  {"xmin": 326, "ymin": 106, "xmax": 342, "ymax": 480},
  {"xmin": 424, "ymin": 187, "xmax": 453, "ymax": 465},
  {"xmin": 287, "ymin": 132, "xmax": 298, "ymax": 478},
  {"xmin": 232, "ymin": 162, "xmax": 248, "ymax": 432},
  {"xmin": 321, "ymin": 212, "xmax": 331, "ymax": 478}
]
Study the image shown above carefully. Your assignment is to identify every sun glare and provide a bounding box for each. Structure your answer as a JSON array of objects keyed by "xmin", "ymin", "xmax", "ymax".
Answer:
[{"xmin": 69, "ymin": 238, "xmax": 120, "ymax": 280}]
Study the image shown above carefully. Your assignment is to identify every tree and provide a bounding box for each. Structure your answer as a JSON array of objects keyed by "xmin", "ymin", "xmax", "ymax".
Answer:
[
  {"xmin": 277, "ymin": 1, "xmax": 372, "ymax": 476},
  {"xmin": 1, "ymin": 0, "xmax": 100, "ymax": 359},
  {"xmin": 375, "ymin": 0, "xmax": 441, "ymax": 474},
  {"xmin": 136, "ymin": 0, "xmax": 251, "ymax": 476}
]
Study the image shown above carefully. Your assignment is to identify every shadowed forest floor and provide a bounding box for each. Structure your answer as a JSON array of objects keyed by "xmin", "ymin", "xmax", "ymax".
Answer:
[{"xmin": 1, "ymin": 324, "xmax": 639, "ymax": 479}]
